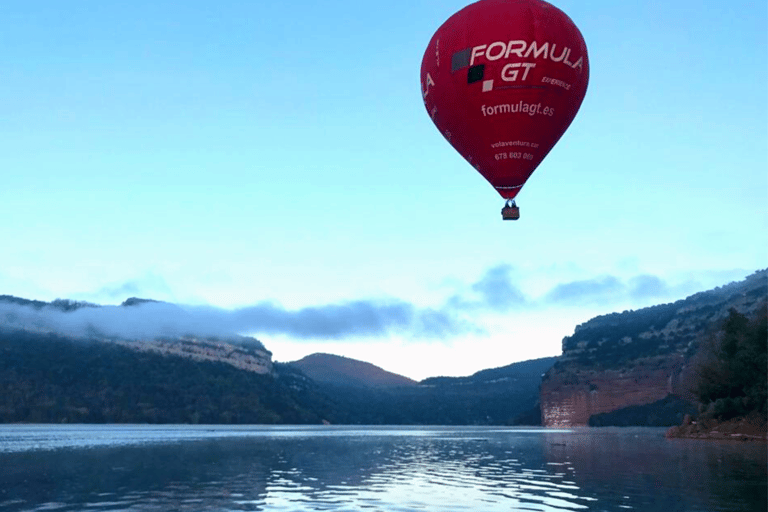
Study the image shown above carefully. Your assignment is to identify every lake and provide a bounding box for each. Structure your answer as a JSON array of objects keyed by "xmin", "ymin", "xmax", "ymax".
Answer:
[{"xmin": 0, "ymin": 425, "xmax": 765, "ymax": 511}]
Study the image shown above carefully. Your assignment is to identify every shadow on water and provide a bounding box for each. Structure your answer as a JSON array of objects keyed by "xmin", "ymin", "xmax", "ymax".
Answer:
[
  {"xmin": 1, "ymin": 438, "xmax": 273, "ymax": 510},
  {"xmin": 543, "ymin": 427, "xmax": 767, "ymax": 512}
]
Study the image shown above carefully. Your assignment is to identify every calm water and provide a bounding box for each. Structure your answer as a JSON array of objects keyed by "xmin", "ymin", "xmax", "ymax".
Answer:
[{"xmin": 0, "ymin": 425, "xmax": 765, "ymax": 512}]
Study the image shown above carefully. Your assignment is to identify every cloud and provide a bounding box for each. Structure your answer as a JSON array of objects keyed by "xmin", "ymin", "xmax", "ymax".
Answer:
[
  {"xmin": 3, "ymin": 266, "xmax": 749, "ymax": 345},
  {"xmin": 541, "ymin": 273, "xmax": 704, "ymax": 306},
  {"xmin": 628, "ymin": 274, "xmax": 669, "ymax": 299},
  {"xmin": 82, "ymin": 273, "xmax": 175, "ymax": 303},
  {"xmin": 5, "ymin": 264, "xmax": 523, "ymax": 343},
  {"xmin": 226, "ymin": 299, "xmax": 473, "ymax": 339},
  {"xmin": 445, "ymin": 264, "xmax": 526, "ymax": 312},
  {"xmin": 0, "ymin": 296, "xmax": 479, "ymax": 343},
  {"xmin": 544, "ymin": 275, "xmax": 624, "ymax": 305}
]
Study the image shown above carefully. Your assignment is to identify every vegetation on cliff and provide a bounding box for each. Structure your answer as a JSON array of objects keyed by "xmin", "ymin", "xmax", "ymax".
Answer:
[
  {"xmin": 690, "ymin": 307, "xmax": 767, "ymax": 422},
  {"xmin": 666, "ymin": 305, "xmax": 767, "ymax": 440},
  {"xmin": 0, "ymin": 328, "xmax": 331, "ymax": 424},
  {"xmin": 541, "ymin": 270, "xmax": 767, "ymax": 427},
  {"xmin": 560, "ymin": 269, "xmax": 767, "ymax": 368},
  {"xmin": 0, "ymin": 324, "xmax": 555, "ymax": 425}
]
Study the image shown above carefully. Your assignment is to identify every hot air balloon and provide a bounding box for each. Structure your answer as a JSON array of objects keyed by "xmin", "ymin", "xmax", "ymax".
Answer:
[{"xmin": 421, "ymin": 0, "xmax": 589, "ymax": 220}]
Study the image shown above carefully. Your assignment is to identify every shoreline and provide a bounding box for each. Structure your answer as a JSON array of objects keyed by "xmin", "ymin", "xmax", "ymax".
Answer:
[{"xmin": 666, "ymin": 414, "xmax": 767, "ymax": 441}]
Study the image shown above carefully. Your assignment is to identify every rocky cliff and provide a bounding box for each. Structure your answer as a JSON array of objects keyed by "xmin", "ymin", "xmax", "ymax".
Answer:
[
  {"xmin": 541, "ymin": 270, "xmax": 767, "ymax": 427},
  {"xmin": 106, "ymin": 335, "xmax": 273, "ymax": 374},
  {"xmin": 0, "ymin": 296, "xmax": 273, "ymax": 375}
]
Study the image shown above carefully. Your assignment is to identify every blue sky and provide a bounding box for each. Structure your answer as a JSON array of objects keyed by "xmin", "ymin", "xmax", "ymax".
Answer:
[{"xmin": 1, "ymin": 0, "xmax": 765, "ymax": 379}]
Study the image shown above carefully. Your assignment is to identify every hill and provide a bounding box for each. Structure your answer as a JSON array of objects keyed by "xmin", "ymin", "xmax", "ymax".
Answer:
[
  {"xmin": 292, "ymin": 355, "xmax": 558, "ymax": 425},
  {"xmin": 0, "ymin": 294, "xmax": 555, "ymax": 425},
  {"xmin": 288, "ymin": 353, "xmax": 417, "ymax": 388},
  {"xmin": 0, "ymin": 324, "xmax": 554, "ymax": 425},
  {"xmin": 0, "ymin": 295, "xmax": 272, "ymax": 373},
  {"xmin": 0, "ymin": 327, "xmax": 331, "ymax": 424},
  {"xmin": 541, "ymin": 269, "xmax": 767, "ymax": 427},
  {"xmin": 422, "ymin": 356, "xmax": 558, "ymax": 387},
  {"xmin": 9, "ymin": 268, "xmax": 761, "ymax": 429}
]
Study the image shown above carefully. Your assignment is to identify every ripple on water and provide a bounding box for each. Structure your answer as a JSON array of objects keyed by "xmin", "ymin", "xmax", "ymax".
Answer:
[{"xmin": 0, "ymin": 426, "xmax": 764, "ymax": 512}]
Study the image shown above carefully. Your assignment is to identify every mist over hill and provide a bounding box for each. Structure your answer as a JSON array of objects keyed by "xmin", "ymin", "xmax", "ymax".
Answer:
[
  {"xmin": 1, "ymin": 270, "xmax": 764, "ymax": 427},
  {"xmin": 0, "ymin": 292, "xmax": 471, "ymax": 342},
  {"xmin": 0, "ymin": 294, "xmax": 555, "ymax": 425}
]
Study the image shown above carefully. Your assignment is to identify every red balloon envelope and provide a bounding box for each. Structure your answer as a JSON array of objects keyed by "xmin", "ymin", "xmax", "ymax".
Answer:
[{"xmin": 421, "ymin": 0, "xmax": 589, "ymax": 205}]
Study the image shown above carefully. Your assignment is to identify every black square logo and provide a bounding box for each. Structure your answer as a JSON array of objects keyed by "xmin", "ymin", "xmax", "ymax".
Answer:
[{"xmin": 467, "ymin": 65, "xmax": 485, "ymax": 84}]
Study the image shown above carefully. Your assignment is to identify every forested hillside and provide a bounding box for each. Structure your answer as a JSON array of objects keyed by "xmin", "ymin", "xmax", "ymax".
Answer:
[
  {"xmin": 296, "ymin": 356, "xmax": 558, "ymax": 425},
  {"xmin": 5, "ymin": 271, "xmax": 762, "ymax": 428},
  {"xmin": 541, "ymin": 269, "xmax": 767, "ymax": 427},
  {"xmin": 0, "ymin": 328, "xmax": 332, "ymax": 424},
  {"xmin": 690, "ymin": 307, "xmax": 766, "ymax": 421},
  {"xmin": 0, "ymin": 324, "xmax": 555, "ymax": 425}
]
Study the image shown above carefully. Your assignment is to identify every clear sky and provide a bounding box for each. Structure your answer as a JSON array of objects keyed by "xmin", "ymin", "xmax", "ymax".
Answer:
[{"xmin": 1, "ymin": 0, "xmax": 765, "ymax": 380}]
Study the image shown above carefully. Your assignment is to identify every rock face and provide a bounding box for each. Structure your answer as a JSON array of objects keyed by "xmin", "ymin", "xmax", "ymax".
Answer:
[
  {"xmin": 108, "ymin": 335, "xmax": 273, "ymax": 374},
  {"xmin": 0, "ymin": 295, "xmax": 273, "ymax": 375},
  {"xmin": 541, "ymin": 270, "xmax": 767, "ymax": 427},
  {"xmin": 666, "ymin": 412, "xmax": 767, "ymax": 441},
  {"xmin": 541, "ymin": 356, "xmax": 688, "ymax": 427}
]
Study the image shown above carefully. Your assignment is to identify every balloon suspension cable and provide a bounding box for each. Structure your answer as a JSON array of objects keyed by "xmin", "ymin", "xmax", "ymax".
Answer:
[{"xmin": 505, "ymin": 199, "xmax": 517, "ymax": 208}]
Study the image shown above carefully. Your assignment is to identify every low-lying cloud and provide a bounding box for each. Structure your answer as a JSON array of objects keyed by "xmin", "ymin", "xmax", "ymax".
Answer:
[
  {"xmin": 544, "ymin": 275, "xmax": 625, "ymax": 304},
  {"xmin": 542, "ymin": 273, "xmax": 702, "ymax": 306},
  {"xmin": 2, "ymin": 265, "xmax": 740, "ymax": 343},
  {"xmin": 225, "ymin": 299, "xmax": 474, "ymax": 339},
  {"xmin": 0, "ymin": 297, "xmax": 480, "ymax": 342}
]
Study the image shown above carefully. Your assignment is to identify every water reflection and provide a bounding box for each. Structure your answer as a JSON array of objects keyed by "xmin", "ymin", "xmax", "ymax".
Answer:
[
  {"xmin": 543, "ymin": 427, "xmax": 767, "ymax": 511},
  {"xmin": 0, "ymin": 426, "xmax": 764, "ymax": 512}
]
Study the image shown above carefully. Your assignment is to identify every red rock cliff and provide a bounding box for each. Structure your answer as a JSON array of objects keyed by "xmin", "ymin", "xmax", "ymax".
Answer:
[{"xmin": 541, "ymin": 270, "xmax": 767, "ymax": 427}]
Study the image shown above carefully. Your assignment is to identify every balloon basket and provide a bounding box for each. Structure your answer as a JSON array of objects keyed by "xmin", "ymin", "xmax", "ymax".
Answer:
[{"xmin": 501, "ymin": 205, "xmax": 520, "ymax": 220}]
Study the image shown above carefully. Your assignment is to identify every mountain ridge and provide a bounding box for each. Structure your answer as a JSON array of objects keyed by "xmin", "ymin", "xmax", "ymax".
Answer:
[
  {"xmin": 0, "ymin": 295, "xmax": 272, "ymax": 375},
  {"xmin": 0, "ymin": 293, "xmax": 556, "ymax": 425},
  {"xmin": 1, "ymin": 269, "xmax": 764, "ymax": 426},
  {"xmin": 541, "ymin": 268, "xmax": 767, "ymax": 426}
]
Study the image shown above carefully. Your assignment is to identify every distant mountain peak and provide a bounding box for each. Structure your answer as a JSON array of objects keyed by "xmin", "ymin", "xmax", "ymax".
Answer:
[
  {"xmin": 0, "ymin": 295, "xmax": 97, "ymax": 312},
  {"xmin": 121, "ymin": 297, "xmax": 162, "ymax": 307},
  {"xmin": 288, "ymin": 353, "xmax": 417, "ymax": 388}
]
